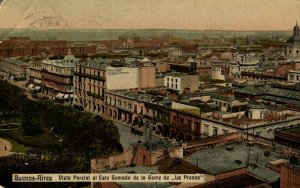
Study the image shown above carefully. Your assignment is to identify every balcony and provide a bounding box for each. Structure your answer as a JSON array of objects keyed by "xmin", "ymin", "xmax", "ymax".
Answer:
[
  {"xmin": 87, "ymin": 91, "xmax": 104, "ymax": 99},
  {"xmin": 171, "ymin": 122, "xmax": 201, "ymax": 136},
  {"xmin": 116, "ymin": 105, "xmax": 133, "ymax": 113},
  {"xmin": 74, "ymin": 72, "xmax": 105, "ymax": 81}
]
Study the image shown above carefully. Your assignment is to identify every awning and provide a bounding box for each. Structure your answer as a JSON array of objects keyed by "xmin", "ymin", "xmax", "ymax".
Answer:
[
  {"xmin": 64, "ymin": 94, "xmax": 69, "ymax": 99},
  {"xmin": 265, "ymin": 128, "xmax": 272, "ymax": 132},
  {"xmin": 34, "ymin": 86, "xmax": 41, "ymax": 90},
  {"xmin": 33, "ymin": 79, "xmax": 41, "ymax": 84},
  {"xmin": 56, "ymin": 93, "xmax": 64, "ymax": 98},
  {"xmin": 28, "ymin": 84, "xmax": 34, "ymax": 89}
]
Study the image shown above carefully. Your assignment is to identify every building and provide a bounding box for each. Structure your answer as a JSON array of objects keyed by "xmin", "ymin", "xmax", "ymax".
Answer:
[
  {"xmin": 106, "ymin": 65, "xmax": 156, "ymax": 90},
  {"xmin": 0, "ymin": 37, "xmax": 97, "ymax": 57},
  {"xmin": 168, "ymin": 47, "xmax": 183, "ymax": 58},
  {"xmin": 104, "ymin": 90, "xmax": 171, "ymax": 136},
  {"xmin": 285, "ymin": 22, "xmax": 300, "ymax": 59},
  {"xmin": 234, "ymin": 84, "xmax": 300, "ymax": 111},
  {"xmin": 0, "ymin": 58, "xmax": 29, "ymax": 80},
  {"xmin": 280, "ymin": 164, "xmax": 300, "ymax": 188},
  {"xmin": 220, "ymin": 51, "xmax": 233, "ymax": 61},
  {"xmin": 169, "ymin": 105, "xmax": 202, "ymax": 141},
  {"xmin": 39, "ymin": 54, "xmax": 78, "ymax": 99},
  {"xmin": 186, "ymin": 142, "xmax": 283, "ymax": 184},
  {"xmin": 211, "ymin": 66, "xmax": 225, "ymax": 80},
  {"xmin": 288, "ymin": 70, "xmax": 300, "ymax": 84},
  {"xmin": 28, "ymin": 60, "xmax": 43, "ymax": 85},
  {"xmin": 73, "ymin": 60, "xmax": 107, "ymax": 114},
  {"xmin": 164, "ymin": 72, "xmax": 199, "ymax": 93}
]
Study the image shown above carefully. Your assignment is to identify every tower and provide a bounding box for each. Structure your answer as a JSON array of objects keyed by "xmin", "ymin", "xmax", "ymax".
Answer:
[{"xmin": 293, "ymin": 21, "xmax": 299, "ymax": 37}]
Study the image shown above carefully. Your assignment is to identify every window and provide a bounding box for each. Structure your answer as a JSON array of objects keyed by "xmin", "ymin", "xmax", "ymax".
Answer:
[
  {"xmin": 195, "ymin": 122, "xmax": 200, "ymax": 131},
  {"xmin": 213, "ymin": 127, "xmax": 218, "ymax": 136},
  {"xmin": 204, "ymin": 125, "xmax": 209, "ymax": 135},
  {"xmin": 260, "ymin": 112, "xmax": 264, "ymax": 119},
  {"xmin": 180, "ymin": 118, "xmax": 185, "ymax": 124},
  {"xmin": 175, "ymin": 79, "xmax": 178, "ymax": 83},
  {"xmin": 255, "ymin": 131, "xmax": 262, "ymax": 136},
  {"xmin": 223, "ymin": 129, "xmax": 228, "ymax": 135},
  {"xmin": 187, "ymin": 120, "xmax": 192, "ymax": 129}
]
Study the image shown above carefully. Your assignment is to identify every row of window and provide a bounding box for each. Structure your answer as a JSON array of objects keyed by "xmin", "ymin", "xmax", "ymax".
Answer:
[
  {"xmin": 76, "ymin": 67, "xmax": 105, "ymax": 77},
  {"xmin": 166, "ymin": 77, "xmax": 178, "ymax": 83},
  {"xmin": 75, "ymin": 76, "xmax": 104, "ymax": 85},
  {"xmin": 166, "ymin": 82, "xmax": 178, "ymax": 89},
  {"xmin": 204, "ymin": 124, "xmax": 229, "ymax": 136},
  {"xmin": 42, "ymin": 65, "xmax": 73, "ymax": 75}
]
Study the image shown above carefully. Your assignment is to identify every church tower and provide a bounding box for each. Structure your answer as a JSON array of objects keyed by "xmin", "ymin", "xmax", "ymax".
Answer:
[{"xmin": 293, "ymin": 21, "xmax": 299, "ymax": 37}]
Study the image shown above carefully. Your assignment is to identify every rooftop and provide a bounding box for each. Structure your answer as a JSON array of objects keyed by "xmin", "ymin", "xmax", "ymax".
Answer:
[
  {"xmin": 282, "ymin": 126, "xmax": 300, "ymax": 137},
  {"xmin": 75, "ymin": 58, "xmax": 109, "ymax": 70},
  {"xmin": 165, "ymin": 71, "xmax": 191, "ymax": 77},
  {"xmin": 186, "ymin": 142, "xmax": 284, "ymax": 182},
  {"xmin": 106, "ymin": 90, "xmax": 171, "ymax": 106}
]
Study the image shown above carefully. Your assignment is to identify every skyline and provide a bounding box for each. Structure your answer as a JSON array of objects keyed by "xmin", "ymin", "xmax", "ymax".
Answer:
[{"xmin": 0, "ymin": 0, "xmax": 299, "ymax": 31}]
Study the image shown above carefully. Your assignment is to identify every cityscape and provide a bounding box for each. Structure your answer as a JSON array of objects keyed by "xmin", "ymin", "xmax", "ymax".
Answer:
[{"xmin": 0, "ymin": 0, "xmax": 300, "ymax": 188}]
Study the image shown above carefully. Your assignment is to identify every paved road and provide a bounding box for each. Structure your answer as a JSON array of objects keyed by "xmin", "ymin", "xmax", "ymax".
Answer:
[
  {"xmin": 0, "ymin": 138, "xmax": 13, "ymax": 157},
  {"xmin": 113, "ymin": 122, "xmax": 167, "ymax": 150},
  {"xmin": 113, "ymin": 122, "xmax": 142, "ymax": 150}
]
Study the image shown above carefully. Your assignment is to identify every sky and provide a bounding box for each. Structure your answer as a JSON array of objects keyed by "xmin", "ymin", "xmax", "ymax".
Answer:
[{"xmin": 0, "ymin": 0, "xmax": 299, "ymax": 31}]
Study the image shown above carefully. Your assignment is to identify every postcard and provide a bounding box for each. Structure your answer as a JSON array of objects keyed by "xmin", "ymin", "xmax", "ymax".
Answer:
[{"xmin": 0, "ymin": 0, "xmax": 300, "ymax": 188}]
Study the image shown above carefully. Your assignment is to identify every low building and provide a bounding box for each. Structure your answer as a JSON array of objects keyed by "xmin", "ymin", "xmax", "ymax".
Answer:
[
  {"xmin": 0, "ymin": 58, "xmax": 29, "ymax": 80},
  {"xmin": 186, "ymin": 142, "xmax": 283, "ymax": 184},
  {"xmin": 164, "ymin": 72, "xmax": 199, "ymax": 93},
  {"xmin": 104, "ymin": 90, "xmax": 171, "ymax": 136},
  {"xmin": 288, "ymin": 70, "xmax": 300, "ymax": 84},
  {"xmin": 234, "ymin": 84, "xmax": 300, "ymax": 111},
  {"xmin": 211, "ymin": 94, "xmax": 248, "ymax": 112},
  {"xmin": 280, "ymin": 164, "xmax": 300, "ymax": 188}
]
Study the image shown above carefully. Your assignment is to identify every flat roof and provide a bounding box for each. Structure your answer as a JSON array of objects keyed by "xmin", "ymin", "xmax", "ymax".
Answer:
[
  {"xmin": 186, "ymin": 142, "xmax": 283, "ymax": 182},
  {"xmin": 165, "ymin": 72, "xmax": 191, "ymax": 77}
]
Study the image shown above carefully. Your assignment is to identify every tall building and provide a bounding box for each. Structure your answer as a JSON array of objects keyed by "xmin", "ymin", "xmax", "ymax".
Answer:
[
  {"xmin": 73, "ymin": 60, "xmax": 107, "ymax": 114},
  {"xmin": 39, "ymin": 54, "xmax": 78, "ymax": 99}
]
